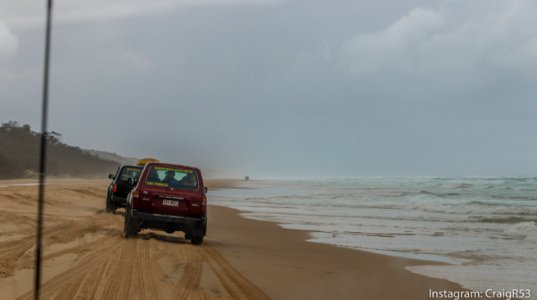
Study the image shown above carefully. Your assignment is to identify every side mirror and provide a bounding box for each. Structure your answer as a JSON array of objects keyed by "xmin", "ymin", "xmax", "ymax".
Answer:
[
  {"xmin": 108, "ymin": 174, "xmax": 114, "ymax": 180},
  {"xmin": 127, "ymin": 178, "xmax": 137, "ymax": 186},
  {"xmin": 204, "ymin": 187, "xmax": 208, "ymax": 194}
]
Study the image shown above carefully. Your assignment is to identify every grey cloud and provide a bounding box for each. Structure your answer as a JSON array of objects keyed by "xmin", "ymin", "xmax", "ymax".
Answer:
[{"xmin": 338, "ymin": 0, "xmax": 537, "ymax": 72}]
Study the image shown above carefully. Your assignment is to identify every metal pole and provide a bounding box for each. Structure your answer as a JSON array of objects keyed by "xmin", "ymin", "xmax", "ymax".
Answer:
[{"xmin": 35, "ymin": 0, "xmax": 53, "ymax": 299}]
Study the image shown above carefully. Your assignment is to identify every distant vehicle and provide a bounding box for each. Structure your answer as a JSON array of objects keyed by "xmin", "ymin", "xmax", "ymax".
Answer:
[
  {"xmin": 106, "ymin": 165, "xmax": 143, "ymax": 213},
  {"xmin": 124, "ymin": 162, "xmax": 208, "ymax": 245}
]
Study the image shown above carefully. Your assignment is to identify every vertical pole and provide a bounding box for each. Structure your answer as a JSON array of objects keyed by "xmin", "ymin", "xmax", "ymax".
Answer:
[{"xmin": 35, "ymin": 0, "xmax": 53, "ymax": 299}]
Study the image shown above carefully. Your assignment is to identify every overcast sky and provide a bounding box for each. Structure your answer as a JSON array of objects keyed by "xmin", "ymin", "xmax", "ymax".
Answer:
[{"xmin": 1, "ymin": 0, "xmax": 537, "ymax": 178}]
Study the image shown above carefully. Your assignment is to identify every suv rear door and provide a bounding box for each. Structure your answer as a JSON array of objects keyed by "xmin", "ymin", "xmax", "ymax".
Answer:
[
  {"xmin": 115, "ymin": 166, "xmax": 142, "ymax": 198},
  {"xmin": 136, "ymin": 165, "xmax": 205, "ymax": 217}
]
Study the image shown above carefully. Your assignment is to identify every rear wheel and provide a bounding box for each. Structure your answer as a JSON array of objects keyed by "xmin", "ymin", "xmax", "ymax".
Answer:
[
  {"xmin": 124, "ymin": 207, "xmax": 138, "ymax": 239},
  {"xmin": 190, "ymin": 223, "xmax": 205, "ymax": 245},
  {"xmin": 191, "ymin": 235, "xmax": 204, "ymax": 245},
  {"xmin": 106, "ymin": 193, "xmax": 117, "ymax": 213}
]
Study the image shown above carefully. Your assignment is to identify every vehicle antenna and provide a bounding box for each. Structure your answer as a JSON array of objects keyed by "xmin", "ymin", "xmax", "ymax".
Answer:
[{"xmin": 35, "ymin": 0, "xmax": 54, "ymax": 299}]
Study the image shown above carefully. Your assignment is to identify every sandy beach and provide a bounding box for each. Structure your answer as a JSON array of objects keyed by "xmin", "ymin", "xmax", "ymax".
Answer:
[{"xmin": 0, "ymin": 178, "xmax": 478, "ymax": 299}]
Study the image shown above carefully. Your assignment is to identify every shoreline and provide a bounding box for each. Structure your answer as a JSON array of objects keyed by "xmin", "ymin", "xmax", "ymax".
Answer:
[
  {"xmin": 207, "ymin": 204, "xmax": 479, "ymax": 300},
  {"xmin": 0, "ymin": 178, "xmax": 483, "ymax": 299}
]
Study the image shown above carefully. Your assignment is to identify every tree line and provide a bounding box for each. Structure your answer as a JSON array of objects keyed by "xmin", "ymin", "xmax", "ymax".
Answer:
[{"xmin": 0, "ymin": 121, "xmax": 119, "ymax": 179}]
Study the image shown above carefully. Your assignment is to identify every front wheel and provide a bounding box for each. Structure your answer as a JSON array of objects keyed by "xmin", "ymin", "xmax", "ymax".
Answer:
[{"xmin": 124, "ymin": 208, "xmax": 138, "ymax": 239}]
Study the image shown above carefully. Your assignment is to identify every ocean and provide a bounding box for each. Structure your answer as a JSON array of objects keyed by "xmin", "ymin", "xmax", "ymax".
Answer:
[{"xmin": 210, "ymin": 177, "xmax": 537, "ymax": 295}]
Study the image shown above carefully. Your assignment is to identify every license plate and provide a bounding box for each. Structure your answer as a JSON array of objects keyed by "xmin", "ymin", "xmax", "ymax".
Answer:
[{"xmin": 162, "ymin": 199, "xmax": 179, "ymax": 206}]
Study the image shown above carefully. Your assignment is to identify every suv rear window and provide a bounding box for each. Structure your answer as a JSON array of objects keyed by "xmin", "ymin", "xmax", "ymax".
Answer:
[
  {"xmin": 118, "ymin": 167, "xmax": 142, "ymax": 183},
  {"xmin": 145, "ymin": 166, "xmax": 199, "ymax": 190}
]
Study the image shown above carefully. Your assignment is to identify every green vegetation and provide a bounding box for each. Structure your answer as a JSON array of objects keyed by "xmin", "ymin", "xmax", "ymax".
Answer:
[{"xmin": 0, "ymin": 121, "xmax": 120, "ymax": 179}]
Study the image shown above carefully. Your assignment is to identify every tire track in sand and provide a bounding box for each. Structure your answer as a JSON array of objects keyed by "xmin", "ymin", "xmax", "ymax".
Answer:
[
  {"xmin": 100, "ymin": 239, "xmax": 139, "ymax": 300},
  {"xmin": 0, "ymin": 218, "xmax": 92, "ymax": 279},
  {"xmin": 16, "ymin": 235, "xmax": 121, "ymax": 300},
  {"xmin": 55, "ymin": 271, "xmax": 89, "ymax": 300},
  {"xmin": 135, "ymin": 238, "xmax": 159, "ymax": 300},
  {"xmin": 173, "ymin": 246, "xmax": 204, "ymax": 299},
  {"xmin": 14, "ymin": 230, "xmax": 269, "ymax": 300},
  {"xmin": 200, "ymin": 244, "xmax": 270, "ymax": 300},
  {"xmin": 0, "ymin": 235, "xmax": 36, "ymax": 278}
]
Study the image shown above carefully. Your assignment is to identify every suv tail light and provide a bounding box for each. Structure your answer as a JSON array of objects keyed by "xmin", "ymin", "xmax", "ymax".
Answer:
[
  {"xmin": 113, "ymin": 184, "xmax": 117, "ymax": 193},
  {"xmin": 201, "ymin": 195, "xmax": 207, "ymax": 214},
  {"xmin": 132, "ymin": 190, "xmax": 140, "ymax": 199}
]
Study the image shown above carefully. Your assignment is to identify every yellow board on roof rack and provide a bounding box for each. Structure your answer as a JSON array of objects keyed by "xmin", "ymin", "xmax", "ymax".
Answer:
[{"xmin": 137, "ymin": 158, "xmax": 160, "ymax": 166}]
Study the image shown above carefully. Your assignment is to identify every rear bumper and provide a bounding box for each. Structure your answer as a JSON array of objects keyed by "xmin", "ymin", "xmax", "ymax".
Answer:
[{"xmin": 130, "ymin": 209, "xmax": 206, "ymax": 227}]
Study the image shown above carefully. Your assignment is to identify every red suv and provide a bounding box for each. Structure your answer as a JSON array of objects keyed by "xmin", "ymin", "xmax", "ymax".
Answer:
[{"xmin": 124, "ymin": 162, "xmax": 208, "ymax": 245}]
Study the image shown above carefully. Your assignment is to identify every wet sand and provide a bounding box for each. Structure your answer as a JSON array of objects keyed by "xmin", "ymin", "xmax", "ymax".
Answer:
[{"xmin": 208, "ymin": 205, "xmax": 479, "ymax": 300}]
